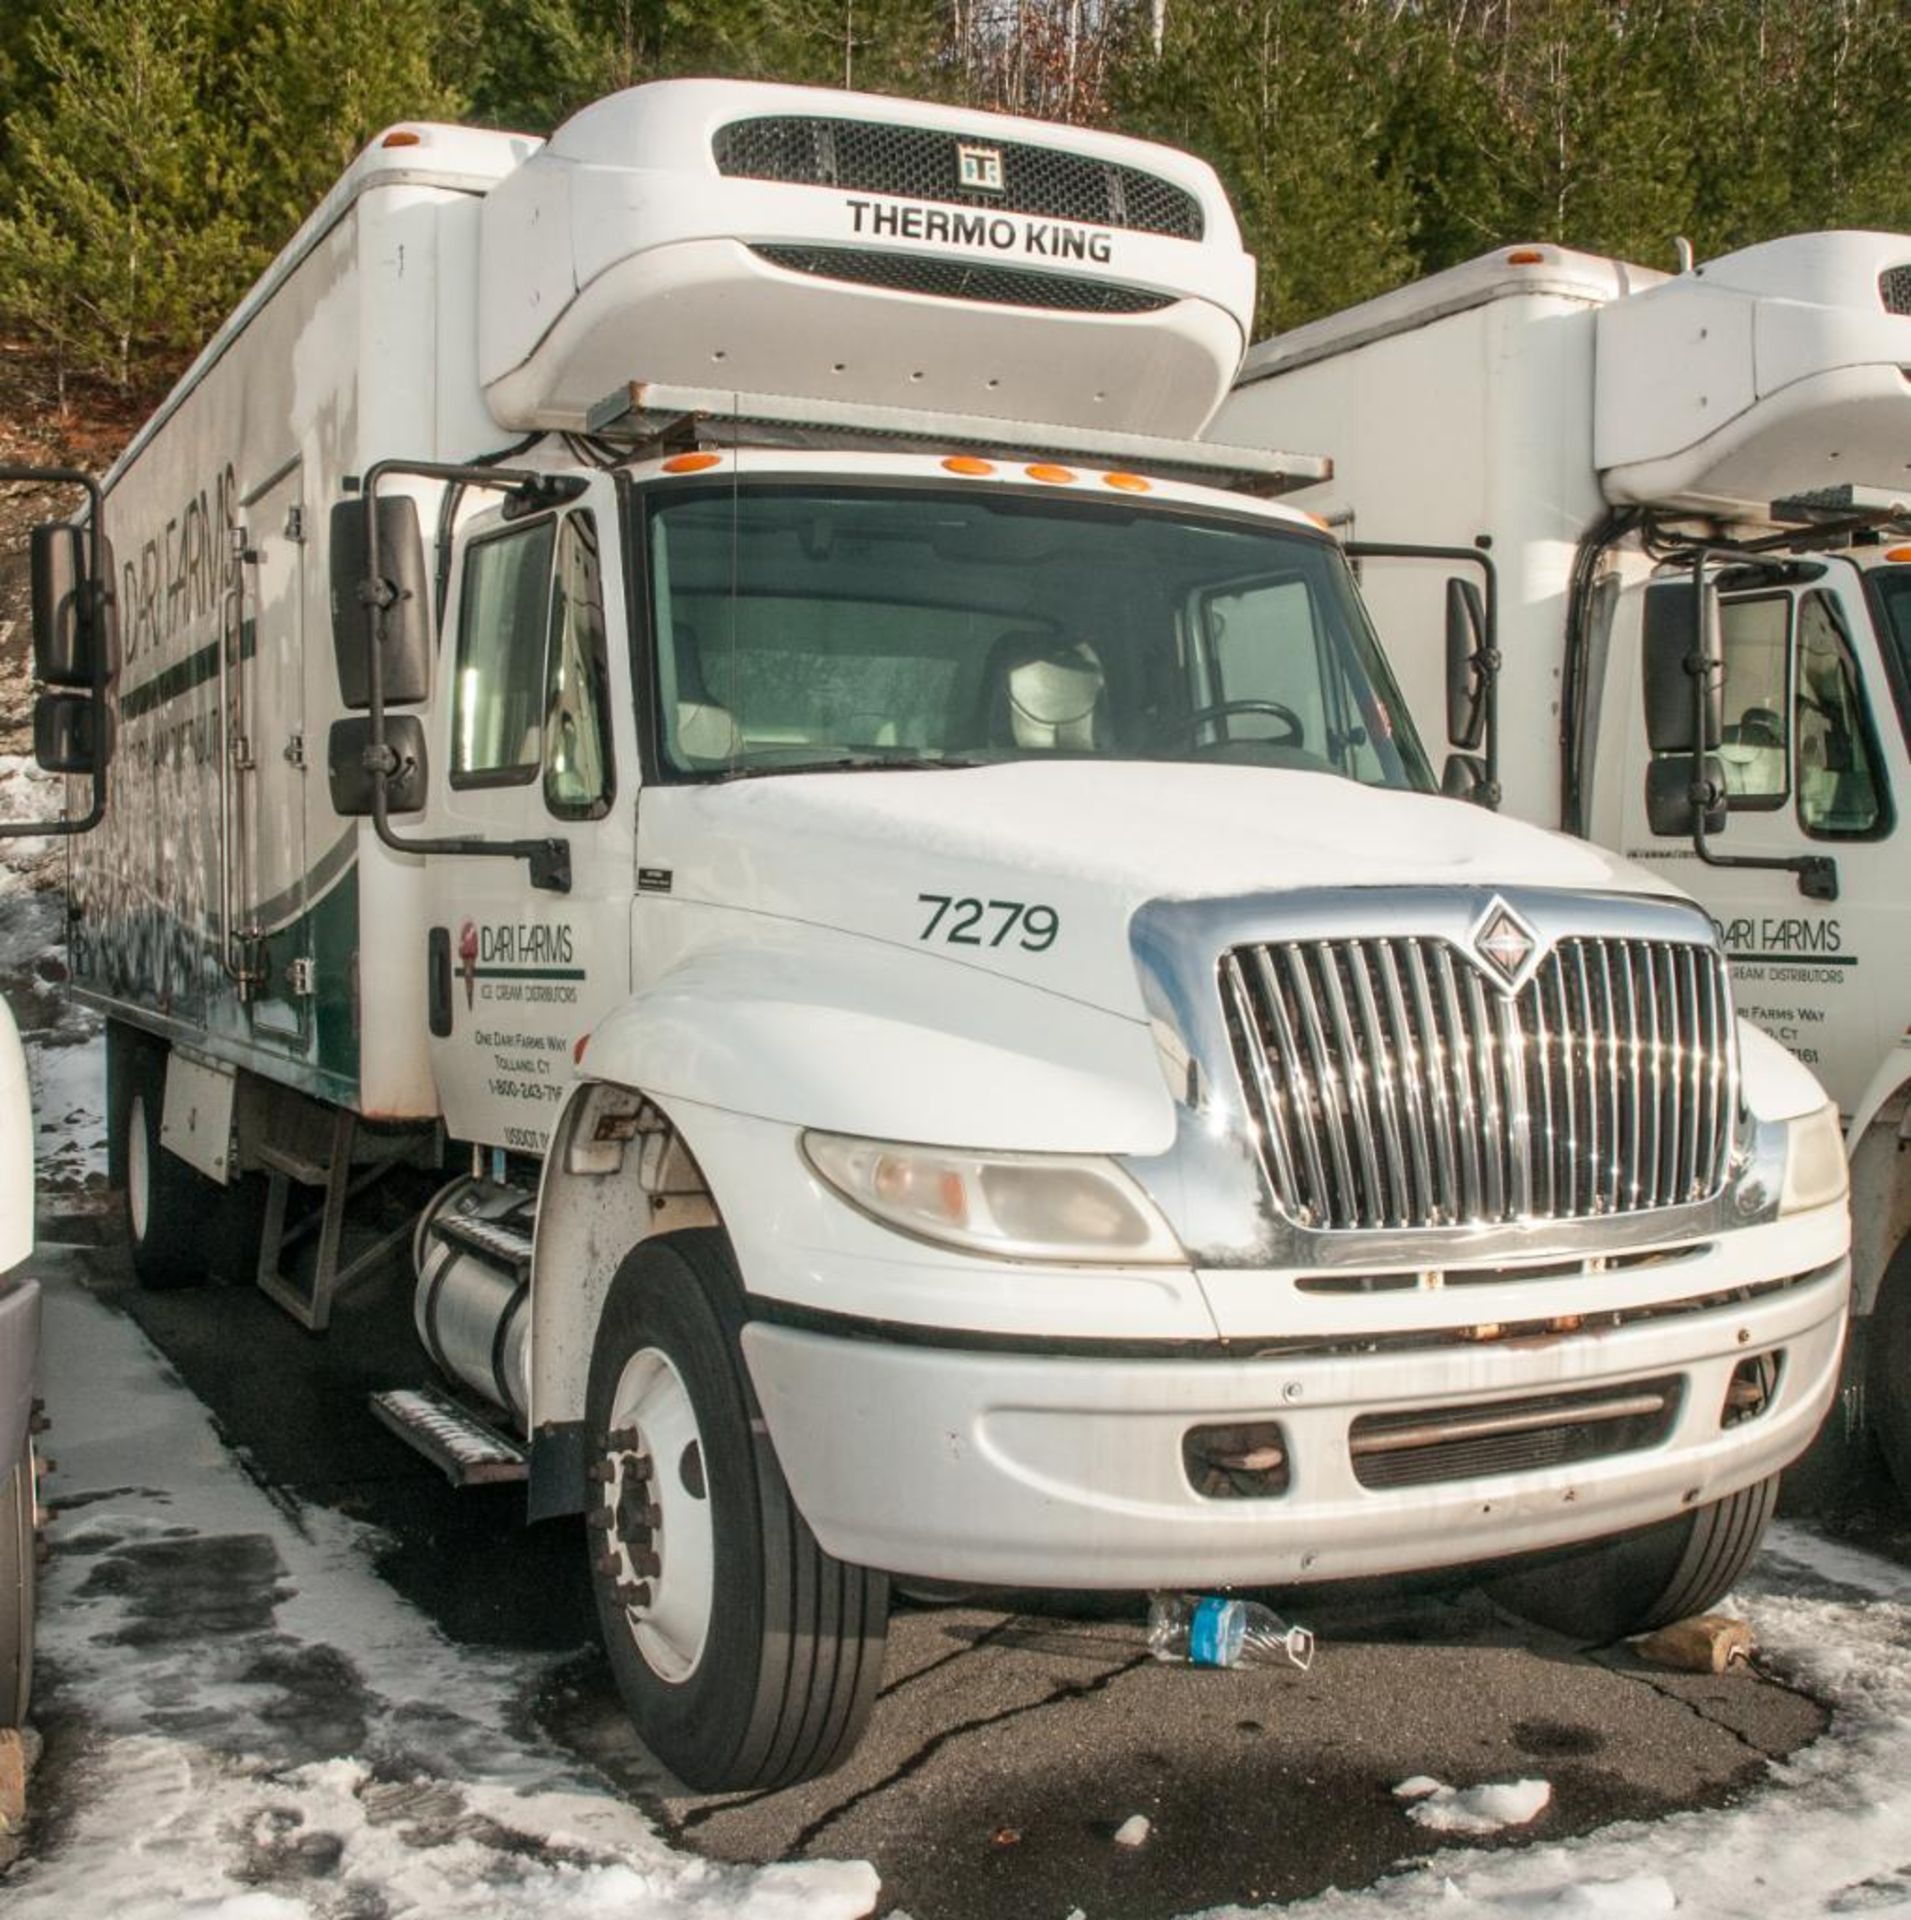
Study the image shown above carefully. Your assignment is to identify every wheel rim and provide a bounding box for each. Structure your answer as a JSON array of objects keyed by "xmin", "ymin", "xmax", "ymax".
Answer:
[
  {"xmin": 599, "ymin": 1346, "xmax": 714, "ymax": 1685},
  {"xmin": 127, "ymin": 1093, "xmax": 151, "ymax": 1244}
]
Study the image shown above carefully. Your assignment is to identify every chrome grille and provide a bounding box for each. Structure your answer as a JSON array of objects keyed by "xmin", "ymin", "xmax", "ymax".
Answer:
[
  {"xmin": 1880, "ymin": 264, "xmax": 1911, "ymax": 314},
  {"xmin": 713, "ymin": 116, "xmax": 1204, "ymax": 239},
  {"xmin": 1222, "ymin": 935, "xmax": 1735, "ymax": 1230},
  {"xmin": 750, "ymin": 244, "xmax": 1173, "ymax": 313}
]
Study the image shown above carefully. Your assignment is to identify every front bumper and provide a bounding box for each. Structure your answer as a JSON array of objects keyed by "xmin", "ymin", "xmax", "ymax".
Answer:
[{"xmin": 740, "ymin": 1255, "xmax": 1847, "ymax": 1587}]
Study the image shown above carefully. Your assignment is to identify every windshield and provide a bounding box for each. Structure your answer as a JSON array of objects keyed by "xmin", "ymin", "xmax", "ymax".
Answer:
[{"xmin": 642, "ymin": 483, "xmax": 1432, "ymax": 789}]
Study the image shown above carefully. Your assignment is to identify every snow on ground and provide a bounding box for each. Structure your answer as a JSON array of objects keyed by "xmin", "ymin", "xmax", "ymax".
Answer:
[
  {"xmin": 1390, "ymin": 1777, "xmax": 1552, "ymax": 1837},
  {"xmin": 1195, "ymin": 1528, "xmax": 1911, "ymax": 1917},
  {"xmin": 25, "ymin": 1242, "xmax": 1911, "ymax": 1920},
  {"xmin": 14, "ymin": 1267, "xmax": 880, "ymax": 1920},
  {"xmin": 1, "ymin": 753, "xmax": 106, "ymax": 1191}
]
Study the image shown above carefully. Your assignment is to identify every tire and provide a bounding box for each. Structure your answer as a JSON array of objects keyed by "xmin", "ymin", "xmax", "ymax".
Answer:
[
  {"xmin": 584, "ymin": 1229, "xmax": 889, "ymax": 1791},
  {"xmin": 0, "ymin": 1439, "xmax": 35, "ymax": 1728},
  {"xmin": 1486, "ymin": 1473, "xmax": 1780, "ymax": 1644},
  {"xmin": 1866, "ymin": 1233, "xmax": 1911, "ymax": 1497},
  {"xmin": 110, "ymin": 1021, "xmax": 214, "ymax": 1290}
]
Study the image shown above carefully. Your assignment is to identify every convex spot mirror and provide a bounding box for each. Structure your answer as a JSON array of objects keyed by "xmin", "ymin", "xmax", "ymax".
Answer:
[
  {"xmin": 1444, "ymin": 576, "xmax": 1487, "ymax": 750},
  {"xmin": 1645, "ymin": 754, "xmax": 1727, "ymax": 838},
  {"xmin": 33, "ymin": 692, "xmax": 105, "ymax": 774},
  {"xmin": 327, "ymin": 715, "xmax": 428, "ymax": 815},
  {"xmin": 329, "ymin": 496, "xmax": 430, "ymax": 709}
]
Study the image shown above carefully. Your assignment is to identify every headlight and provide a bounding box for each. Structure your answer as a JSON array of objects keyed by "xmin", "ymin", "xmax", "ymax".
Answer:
[
  {"xmin": 801, "ymin": 1132, "xmax": 1186, "ymax": 1265},
  {"xmin": 1779, "ymin": 1102, "xmax": 1848, "ymax": 1215}
]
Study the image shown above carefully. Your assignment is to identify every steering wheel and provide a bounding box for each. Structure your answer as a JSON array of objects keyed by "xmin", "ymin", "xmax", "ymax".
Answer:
[{"xmin": 1161, "ymin": 699, "xmax": 1305, "ymax": 751}]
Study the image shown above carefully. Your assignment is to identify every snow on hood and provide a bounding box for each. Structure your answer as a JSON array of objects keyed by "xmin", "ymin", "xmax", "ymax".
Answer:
[
  {"xmin": 697, "ymin": 761, "xmax": 1666, "ymax": 904},
  {"xmin": 640, "ymin": 761, "xmax": 1686, "ymax": 1028}
]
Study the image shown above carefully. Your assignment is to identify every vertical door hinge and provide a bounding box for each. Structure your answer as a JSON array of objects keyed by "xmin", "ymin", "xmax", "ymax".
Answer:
[
  {"xmin": 284, "ymin": 504, "xmax": 305, "ymax": 543},
  {"xmin": 286, "ymin": 957, "xmax": 316, "ymax": 998},
  {"xmin": 284, "ymin": 731, "xmax": 307, "ymax": 770}
]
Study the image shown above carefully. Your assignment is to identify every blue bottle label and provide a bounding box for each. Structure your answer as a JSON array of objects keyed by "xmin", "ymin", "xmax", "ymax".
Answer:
[{"xmin": 1187, "ymin": 1597, "xmax": 1238, "ymax": 1667}]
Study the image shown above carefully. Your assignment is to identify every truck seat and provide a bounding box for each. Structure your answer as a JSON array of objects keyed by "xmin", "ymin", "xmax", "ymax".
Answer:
[{"xmin": 983, "ymin": 634, "xmax": 1107, "ymax": 751}]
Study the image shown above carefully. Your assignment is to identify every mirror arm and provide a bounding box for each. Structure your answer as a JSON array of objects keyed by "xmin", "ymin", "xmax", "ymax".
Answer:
[
  {"xmin": 0, "ymin": 464, "xmax": 108, "ymax": 838},
  {"xmin": 1679, "ymin": 544, "xmax": 1839, "ymax": 902},
  {"xmin": 358, "ymin": 457, "xmax": 574, "ymax": 893},
  {"xmin": 1345, "ymin": 539, "xmax": 1500, "ymax": 807}
]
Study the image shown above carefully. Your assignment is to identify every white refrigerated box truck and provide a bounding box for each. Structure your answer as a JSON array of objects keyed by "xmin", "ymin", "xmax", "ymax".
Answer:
[
  {"xmin": 2, "ymin": 82, "xmax": 1851, "ymax": 1788},
  {"xmin": 1217, "ymin": 234, "xmax": 1907, "ymax": 1485}
]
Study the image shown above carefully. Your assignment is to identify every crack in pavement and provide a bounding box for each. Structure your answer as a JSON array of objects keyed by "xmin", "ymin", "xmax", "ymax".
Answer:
[
  {"xmin": 1587, "ymin": 1646, "xmax": 1782, "ymax": 1763},
  {"xmin": 776, "ymin": 1648, "xmax": 1157, "ymax": 1859},
  {"xmin": 669, "ymin": 1614, "xmax": 1030, "ymax": 1835}
]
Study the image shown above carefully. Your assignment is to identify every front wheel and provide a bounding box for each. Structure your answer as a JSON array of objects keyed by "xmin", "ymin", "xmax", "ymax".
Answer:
[
  {"xmin": 585, "ymin": 1229, "xmax": 889, "ymax": 1790},
  {"xmin": 1485, "ymin": 1473, "xmax": 1779, "ymax": 1644}
]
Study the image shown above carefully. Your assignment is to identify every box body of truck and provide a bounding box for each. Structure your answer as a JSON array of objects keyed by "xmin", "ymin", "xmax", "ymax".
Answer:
[
  {"xmin": 19, "ymin": 84, "xmax": 1853, "ymax": 1789},
  {"xmin": 72, "ymin": 127, "xmax": 534, "ymax": 1118}
]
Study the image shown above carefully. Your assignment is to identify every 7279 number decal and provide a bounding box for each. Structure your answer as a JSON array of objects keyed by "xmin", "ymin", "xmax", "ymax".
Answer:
[{"xmin": 917, "ymin": 894, "xmax": 1059, "ymax": 952}]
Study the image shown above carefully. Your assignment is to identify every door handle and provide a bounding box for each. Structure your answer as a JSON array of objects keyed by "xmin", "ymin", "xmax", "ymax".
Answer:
[{"xmin": 428, "ymin": 927, "xmax": 452, "ymax": 1036}]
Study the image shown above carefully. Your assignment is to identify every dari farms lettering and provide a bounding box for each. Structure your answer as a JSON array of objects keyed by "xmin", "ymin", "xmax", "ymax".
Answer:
[
  {"xmin": 458, "ymin": 918, "xmax": 583, "ymax": 1010},
  {"xmin": 120, "ymin": 463, "xmax": 241, "ymax": 669},
  {"xmin": 1715, "ymin": 915, "xmax": 1844, "ymax": 958},
  {"xmin": 478, "ymin": 922, "xmax": 575, "ymax": 968},
  {"xmin": 846, "ymin": 197, "xmax": 1115, "ymax": 264},
  {"xmin": 1715, "ymin": 916, "xmax": 1853, "ymax": 1026}
]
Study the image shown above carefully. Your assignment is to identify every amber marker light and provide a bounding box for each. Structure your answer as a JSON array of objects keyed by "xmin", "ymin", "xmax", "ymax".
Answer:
[
  {"xmin": 1102, "ymin": 472, "xmax": 1151, "ymax": 492},
  {"xmin": 1885, "ymin": 546, "xmax": 1911, "ymax": 563},
  {"xmin": 573, "ymin": 1033, "xmax": 590, "ymax": 1066},
  {"xmin": 381, "ymin": 129, "xmax": 423, "ymax": 148},
  {"xmin": 1506, "ymin": 247, "xmax": 1545, "ymax": 266},
  {"xmin": 943, "ymin": 455, "xmax": 996, "ymax": 476},
  {"xmin": 1025, "ymin": 464, "xmax": 1077, "ymax": 484},
  {"xmin": 662, "ymin": 452, "xmax": 723, "ymax": 473}
]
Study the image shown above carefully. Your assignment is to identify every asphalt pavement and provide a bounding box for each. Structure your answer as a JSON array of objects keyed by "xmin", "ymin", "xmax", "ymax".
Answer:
[{"xmin": 51, "ymin": 1225, "xmax": 1836, "ymax": 1920}]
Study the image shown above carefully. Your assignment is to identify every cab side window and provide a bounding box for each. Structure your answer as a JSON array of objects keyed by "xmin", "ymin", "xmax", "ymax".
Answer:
[
  {"xmin": 452, "ymin": 519, "xmax": 555, "ymax": 785},
  {"xmin": 542, "ymin": 513, "xmax": 615, "ymax": 819},
  {"xmin": 1796, "ymin": 591, "xmax": 1886, "ymax": 837},
  {"xmin": 1204, "ymin": 576, "xmax": 1392, "ymax": 782},
  {"xmin": 1716, "ymin": 595, "xmax": 1789, "ymax": 805}
]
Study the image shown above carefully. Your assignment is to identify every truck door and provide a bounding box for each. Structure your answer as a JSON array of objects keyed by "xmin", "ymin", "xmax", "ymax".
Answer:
[
  {"xmin": 1612, "ymin": 570, "xmax": 1907, "ymax": 1117},
  {"xmin": 420, "ymin": 485, "xmax": 634, "ymax": 1151},
  {"xmin": 234, "ymin": 461, "xmax": 310, "ymax": 1049}
]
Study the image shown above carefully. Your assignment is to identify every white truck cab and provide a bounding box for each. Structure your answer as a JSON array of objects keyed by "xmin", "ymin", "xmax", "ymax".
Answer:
[
  {"xmin": 1219, "ymin": 231, "xmax": 1906, "ymax": 1485},
  {"xmin": 6, "ymin": 86, "xmax": 1851, "ymax": 1790}
]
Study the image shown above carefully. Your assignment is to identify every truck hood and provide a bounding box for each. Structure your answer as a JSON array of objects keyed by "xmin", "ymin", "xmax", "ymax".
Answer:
[{"xmin": 637, "ymin": 761, "xmax": 1684, "ymax": 1026}]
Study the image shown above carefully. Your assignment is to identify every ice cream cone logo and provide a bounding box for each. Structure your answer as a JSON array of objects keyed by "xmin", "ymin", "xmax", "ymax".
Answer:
[{"xmin": 458, "ymin": 920, "xmax": 479, "ymax": 1010}]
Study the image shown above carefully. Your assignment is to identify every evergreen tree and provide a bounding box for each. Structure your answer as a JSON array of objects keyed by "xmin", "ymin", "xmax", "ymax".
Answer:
[
  {"xmin": 0, "ymin": 0, "xmax": 251, "ymax": 397},
  {"xmin": 228, "ymin": 0, "xmax": 465, "ymax": 247},
  {"xmin": 1119, "ymin": 0, "xmax": 1418, "ymax": 334}
]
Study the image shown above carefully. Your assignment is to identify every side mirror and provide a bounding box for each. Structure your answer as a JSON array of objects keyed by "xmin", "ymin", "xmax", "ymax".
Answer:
[
  {"xmin": 329, "ymin": 496, "xmax": 431, "ymax": 708},
  {"xmin": 1444, "ymin": 576, "xmax": 1487, "ymax": 749},
  {"xmin": 30, "ymin": 522, "xmax": 102, "ymax": 687},
  {"xmin": 33, "ymin": 692, "xmax": 103, "ymax": 774},
  {"xmin": 327, "ymin": 714, "xmax": 427, "ymax": 815},
  {"xmin": 1442, "ymin": 751, "xmax": 1488, "ymax": 802},
  {"xmin": 1645, "ymin": 754, "xmax": 1727, "ymax": 837},
  {"xmin": 1641, "ymin": 581, "xmax": 1721, "ymax": 754}
]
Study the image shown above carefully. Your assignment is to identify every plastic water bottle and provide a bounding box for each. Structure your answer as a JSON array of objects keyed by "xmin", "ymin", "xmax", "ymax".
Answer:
[{"xmin": 1146, "ymin": 1592, "xmax": 1316, "ymax": 1671}]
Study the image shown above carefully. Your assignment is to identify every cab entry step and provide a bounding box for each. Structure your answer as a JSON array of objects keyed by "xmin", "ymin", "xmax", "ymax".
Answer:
[{"xmin": 370, "ymin": 1386, "xmax": 528, "ymax": 1487}]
